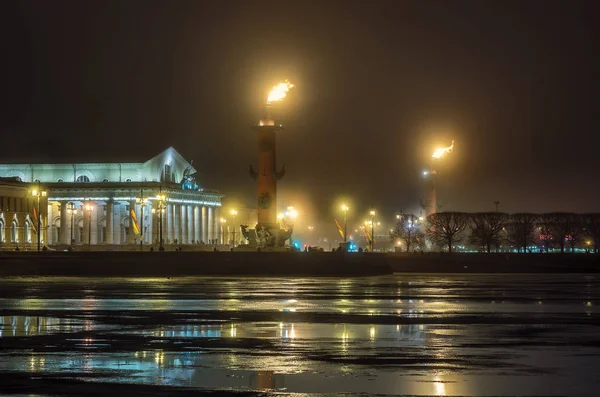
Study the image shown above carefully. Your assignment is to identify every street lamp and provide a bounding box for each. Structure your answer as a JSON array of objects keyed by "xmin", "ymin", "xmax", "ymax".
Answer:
[
  {"xmin": 230, "ymin": 209, "xmax": 238, "ymax": 248},
  {"xmin": 220, "ymin": 218, "xmax": 227, "ymax": 245},
  {"xmin": 67, "ymin": 202, "xmax": 77, "ymax": 248},
  {"xmin": 84, "ymin": 203, "xmax": 94, "ymax": 248},
  {"xmin": 369, "ymin": 210, "xmax": 376, "ymax": 252},
  {"xmin": 31, "ymin": 188, "xmax": 47, "ymax": 251},
  {"xmin": 152, "ymin": 190, "xmax": 166, "ymax": 251},
  {"xmin": 341, "ymin": 204, "xmax": 349, "ymax": 242},
  {"xmin": 136, "ymin": 190, "xmax": 149, "ymax": 251}
]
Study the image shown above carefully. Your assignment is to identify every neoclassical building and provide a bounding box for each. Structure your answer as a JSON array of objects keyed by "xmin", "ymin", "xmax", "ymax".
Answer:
[{"xmin": 0, "ymin": 147, "xmax": 223, "ymax": 248}]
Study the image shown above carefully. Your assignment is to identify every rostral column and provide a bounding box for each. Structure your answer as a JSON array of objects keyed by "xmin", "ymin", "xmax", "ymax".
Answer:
[{"xmin": 249, "ymin": 81, "xmax": 294, "ymax": 247}]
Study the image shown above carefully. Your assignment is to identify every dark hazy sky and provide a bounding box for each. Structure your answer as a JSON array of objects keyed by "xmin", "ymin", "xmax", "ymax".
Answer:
[{"xmin": 2, "ymin": 0, "xmax": 598, "ymax": 221}]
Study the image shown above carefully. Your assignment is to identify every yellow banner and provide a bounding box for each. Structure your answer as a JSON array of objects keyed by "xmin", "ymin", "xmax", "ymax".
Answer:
[
  {"xmin": 334, "ymin": 219, "xmax": 344, "ymax": 239},
  {"xmin": 131, "ymin": 209, "xmax": 140, "ymax": 235}
]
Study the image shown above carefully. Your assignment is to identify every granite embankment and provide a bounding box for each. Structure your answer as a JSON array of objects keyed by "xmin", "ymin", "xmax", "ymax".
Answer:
[
  {"xmin": 0, "ymin": 252, "xmax": 598, "ymax": 277},
  {"xmin": 387, "ymin": 252, "xmax": 600, "ymax": 273},
  {"xmin": 0, "ymin": 251, "xmax": 392, "ymax": 277}
]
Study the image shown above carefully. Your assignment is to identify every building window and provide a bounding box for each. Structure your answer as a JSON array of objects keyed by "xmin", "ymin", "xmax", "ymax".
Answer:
[
  {"xmin": 76, "ymin": 175, "xmax": 90, "ymax": 183},
  {"xmin": 103, "ymin": 178, "xmax": 109, "ymax": 182},
  {"xmin": 11, "ymin": 220, "xmax": 17, "ymax": 242},
  {"xmin": 57, "ymin": 178, "xmax": 64, "ymax": 183},
  {"xmin": 25, "ymin": 221, "xmax": 31, "ymax": 243},
  {"xmin": 161, "ymin": 164, "xmax": 173, "ymax": 183}
]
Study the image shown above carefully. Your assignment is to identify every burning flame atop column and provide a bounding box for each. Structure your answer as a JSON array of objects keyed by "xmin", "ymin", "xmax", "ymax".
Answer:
[
  {"xmin": 432, "ymin": 140, "xmax": 455, "ymax": 159},
  {"xmin": 267, "ymin": 80, "xmax": 295, "ymax": 104}
]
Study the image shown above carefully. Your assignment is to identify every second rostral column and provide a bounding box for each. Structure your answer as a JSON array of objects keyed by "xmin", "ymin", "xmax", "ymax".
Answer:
[{"xmin": 249, "ymin": 80, "xmax": 294, "ymax": 248}]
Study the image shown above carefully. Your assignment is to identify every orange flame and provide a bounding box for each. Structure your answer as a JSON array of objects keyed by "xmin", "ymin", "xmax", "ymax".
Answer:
[
  {"xmin": 432, "ymin": 140, "xmax": 454, "ymax": 159},
  {"xmin": 267, "ymin": 80, "xmax": 294, "ymax": 103}
]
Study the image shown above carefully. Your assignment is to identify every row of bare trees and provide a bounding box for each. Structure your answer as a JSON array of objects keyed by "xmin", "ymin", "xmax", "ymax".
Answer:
[{"xmin": 391, "ymin": 212, "xmax": 600, "ymax": 253}]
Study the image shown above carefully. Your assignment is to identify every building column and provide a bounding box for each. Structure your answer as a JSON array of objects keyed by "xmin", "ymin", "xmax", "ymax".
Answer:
[
  {"xmin": 207, "ymin": 207, "xmax": 214, "ymax": 243},
  {"xmin": 194, "ymin": 206, "xmax": 200, "ymax": 244},
  {"xmin": 188, "ymin": 205, "xmax": 195, "ymax": 244},
  {"xmin": 59, "ymin": 200, "xmax": 68, "ymax": 245},
  {"xmin": 106, "ymin": 201, "xmax": 113, "ymax": 244},
  {"xmin": 166, "ymin": 203, "xmax": 173, "ymax": 244},
  {"xmin": 91, "ymin": 204, "xmax": 98, "ymax": 245},
  {"xmin": 214, "ymin": 207, "xmax": 220, "ymax": 245},
  {"xmin": 202, "ymin": 206, "xmax": 208, "ymax": 243},
  {"xmin": 151, "ymin": 203, "xmax": 158, "ymax": 245},
  {"xmin": 173, "ymin": 204, "xmax": 181, "ymax": 244},
  {"xmin": 112, "ymin": 203, "xmax": 121, "ymax": 244},
  {"xmin": 82, "ymin": 202, "xmax": 90, "ymax": 246},
  {"xmin": 42, "ymin": 200, "xmax": 48, "ymax": 246},
  {"xmin": 144, "ymin": 203, "xmax": 152, "ymax": 245},
  {"xmin": 180, "ymin": 204, "xmax": 188, "ymax": 244}
]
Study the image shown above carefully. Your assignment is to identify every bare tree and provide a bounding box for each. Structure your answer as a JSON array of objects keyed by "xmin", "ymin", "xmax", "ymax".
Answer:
[
  {"xmin": 505, "ymin": 213, "xmax": 538, "ymax": 253},
  {"xmin": 426, "ymin": 212, "xmax": 469, "ymax": 253},
  {"xmin": 469, "ymin": 212, "xmax": 509, "ymax": 253},
  {"xmin": 582, "ymin": 213, "xmax": 600, "ymax": 253},
  {"xmin": 537, "ymin": 213, "xmax": 556, "ymax": 252},
  {"xmin": 539, "ymin": 213, "xmax": 581, "ymax": 253},
  {"xmin": 390, "ymin": 214, "xmax": 424, "ymax": 252}
]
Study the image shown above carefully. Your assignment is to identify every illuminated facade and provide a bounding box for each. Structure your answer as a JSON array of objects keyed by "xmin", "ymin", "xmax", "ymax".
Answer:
[
  {"xmin": 0, "ymin": 147, "xmax": 223, "ymax": 248},
  {"xmin": 0, "ymin": 178, "xmax": 47, "ymax": 247}
]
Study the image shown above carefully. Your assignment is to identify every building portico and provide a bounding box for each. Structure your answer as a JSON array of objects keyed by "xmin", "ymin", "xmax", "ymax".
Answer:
[{"xmin": 0, "ymin": 147, "xmax": 224, "ymax": 249}]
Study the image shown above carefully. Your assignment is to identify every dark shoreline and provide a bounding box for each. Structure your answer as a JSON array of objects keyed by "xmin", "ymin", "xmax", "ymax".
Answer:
[
  {"xmin": 0, "ymin": 251, "xmax": 392, "ymax": 277},
  {"xmin": 0, "ymin": 251, "xmax": 598, "ymax": 277}
]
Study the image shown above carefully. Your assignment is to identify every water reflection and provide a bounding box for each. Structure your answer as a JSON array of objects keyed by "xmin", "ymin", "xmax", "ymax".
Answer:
[
  {"xmin": 0, "ymin": 275, "xmax": 598, "ymax": 395},
  {"xmin": 0, "ymin": 316, "xmax": 79, "ymax": 337}
]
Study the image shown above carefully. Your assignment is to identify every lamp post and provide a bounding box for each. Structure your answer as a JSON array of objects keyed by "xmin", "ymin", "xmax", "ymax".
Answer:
[
  {"xmin": 230, "ymin": 209, "xmax": 238, "ymax": 247},
  {"xmin": 369, "ymin": 210, "xmax": 376, "ymax": 252},
  {"xmin": 136, "ymin": 190, "xmax": 149, "ymax": 251},
  {"xmin": 67, "ymin": 202, "xmax": 77, "ymax": 248},
  {"xmin": 152, "ymin": 190, "xmax": 166, "ymax": 251},
  {"xmin": 31, "ymin": 187, "xmax": 47, "ymax": 251},
  {"xmin": 341, "ymin": 205, "xmax": 349, "ymax": 242},
  {"xmin": 84, "ymin": 203, "xmax": 93, "ymax": 248}
]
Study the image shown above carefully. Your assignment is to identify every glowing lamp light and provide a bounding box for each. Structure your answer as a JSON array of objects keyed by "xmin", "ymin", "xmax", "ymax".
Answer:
[
  {"xmin": 267, "ymin": 80, "xmax": 295, "ymax": 104},
  {"xmin": 432, "ymin": 140, "xmax": 455, "ymax": 159}
]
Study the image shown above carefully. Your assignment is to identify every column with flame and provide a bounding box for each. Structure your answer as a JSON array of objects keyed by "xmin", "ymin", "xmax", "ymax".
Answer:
[
  {"xmin": 423, "ymin": 140, "xmax": 454, "ymax": 217},
  {"xmin": 249, "ymin": 81, "xmax": 294, "ymax": 247}
]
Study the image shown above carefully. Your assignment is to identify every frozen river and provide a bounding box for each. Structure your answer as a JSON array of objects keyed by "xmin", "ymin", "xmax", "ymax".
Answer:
[{"xmin": 0, "ymin": 274, "xmax": 598, "ymax": 396}]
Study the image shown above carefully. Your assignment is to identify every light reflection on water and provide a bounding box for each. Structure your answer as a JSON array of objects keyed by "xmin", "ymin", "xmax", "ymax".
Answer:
[{"xmin": 0, "ymin": 275, "xmax": 599, "ymax": 395}]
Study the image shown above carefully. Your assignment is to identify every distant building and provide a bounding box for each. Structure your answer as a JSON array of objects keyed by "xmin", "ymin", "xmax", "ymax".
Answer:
[
  {"xmin": 0, "ymin": 147, "xmax": 223, "ymax": 248},
  {"xmin": 0, "ymin": 177, "xmax": 45, "ymax": 248}
]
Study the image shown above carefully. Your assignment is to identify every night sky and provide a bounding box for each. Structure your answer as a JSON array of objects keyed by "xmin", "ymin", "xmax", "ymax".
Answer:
[{"xmin": 2, "ymin": 0, "xmax": 598, "ymax": 224}]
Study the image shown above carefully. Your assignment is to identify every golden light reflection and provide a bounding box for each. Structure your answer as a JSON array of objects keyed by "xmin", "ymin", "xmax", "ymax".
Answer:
[
  {"xmin": 432, "ymin": 140, "xmax": 454, "ymax": 159},
  {"xmin": 29, "ymin": 355, "xmax": 46, "ymax": 371},
  {"xmin": 433, "ymin": 375, "xmax": 446, "ymax": 395},
  {"xmin": 154, "ymin": 350, "xmax": 165, "ymax": 365},
  {"xmin": 267, "ymin": 80, "xmax": 294, "ymax": 103},
  {"xmin": 369, "ymin": 325, "xmax": 376, "ymax": 341},
  {"xmin": 230, "ymin": 323, "xmax": 237, "ymax": 337}
]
